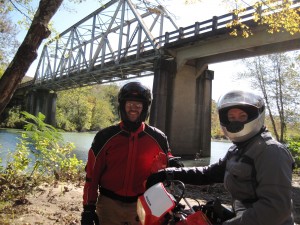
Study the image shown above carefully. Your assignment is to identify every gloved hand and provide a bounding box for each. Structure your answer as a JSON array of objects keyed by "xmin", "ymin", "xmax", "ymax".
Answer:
[
  {"xmin": 81, "ymin": 205, "xmax": 99, "ymax": 225},
  {"xmin": 146, "ymin": 170, "xmax": 167, "ymax": 189},
  {"xmin": 168, "ymin": 157, "xmax": 184, "ymax": 168},
  {"xmin": 200, "ymin": 197, "xmax": 235, "ymax": 224}
]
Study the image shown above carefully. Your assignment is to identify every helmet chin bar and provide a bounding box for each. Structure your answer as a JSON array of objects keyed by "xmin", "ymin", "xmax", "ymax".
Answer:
[
  {"xmin": 222, "ymin": 114, "xmax": 264, "ymax": 143},
  {"xmin": 225, "ymin": 121, "xmax": 244, "ymax": 133}
]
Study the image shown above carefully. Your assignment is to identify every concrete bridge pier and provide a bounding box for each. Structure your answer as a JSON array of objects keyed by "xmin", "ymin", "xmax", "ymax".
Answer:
[
  {"xmin": 25, "ymin": 89, "xmax": 57, "ymax": 126},
  {"xmin": 194, "ymin": 69, "xmax": 214, "ymax": 157},
  {"xmin": 151, "ymin": 59, "xmax": 214, "ymax": 158},
  {"xmin": 150, "ymin": 59, "xmax": 177, "ymax": 134}
]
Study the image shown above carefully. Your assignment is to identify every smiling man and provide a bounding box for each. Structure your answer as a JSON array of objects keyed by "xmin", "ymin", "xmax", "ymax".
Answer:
[{"xmin": 81, "ymin": 81, "xmax": 183, "ymax": 225}]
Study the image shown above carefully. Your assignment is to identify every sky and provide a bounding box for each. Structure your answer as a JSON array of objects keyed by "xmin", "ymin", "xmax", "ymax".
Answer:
[{"xmin": 12, "ymin": 0, "xmax": 254, "ymax": 101}]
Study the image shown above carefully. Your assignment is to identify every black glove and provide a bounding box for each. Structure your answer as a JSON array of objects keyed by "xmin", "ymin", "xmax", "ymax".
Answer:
[
  {"xmin": 168, "ymin": 157, "xmax": 184, "ymax": 168},
  {"xmin": 81, "ymin": 205, "xmax": 99, "ymax": 225},
  {"xmin": 146, "ymin": 170, "xmax": 167, "ymax": 189},
  {"xmin": 200, "ymin": 197, "xmax": 235, "ymax": 224}
]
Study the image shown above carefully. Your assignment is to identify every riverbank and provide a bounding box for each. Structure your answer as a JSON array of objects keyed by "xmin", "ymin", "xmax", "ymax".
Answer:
[{"xmin": 1, "ymin": 173, "xmax": 300, "ymax": 225}]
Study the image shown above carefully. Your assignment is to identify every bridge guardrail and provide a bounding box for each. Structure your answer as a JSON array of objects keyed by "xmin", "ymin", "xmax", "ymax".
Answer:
[{"xmin": 154, "ymin": 0, "xmax": 300, "ymax": 47}]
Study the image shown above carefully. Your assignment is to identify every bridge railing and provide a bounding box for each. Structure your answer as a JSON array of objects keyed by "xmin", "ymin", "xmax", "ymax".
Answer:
[{"xmin": 153, "ymin": 0, "xmax": 300, "ymax": 47}]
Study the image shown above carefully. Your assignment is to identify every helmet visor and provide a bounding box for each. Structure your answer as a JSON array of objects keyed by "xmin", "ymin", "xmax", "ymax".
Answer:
[
  {"xmin": 219, "ymin": 105, "xmax": 259, "ymax": 126},
  {"xmin": 217, "ymin": 91, "xmax": 264, "ymax": 110}
]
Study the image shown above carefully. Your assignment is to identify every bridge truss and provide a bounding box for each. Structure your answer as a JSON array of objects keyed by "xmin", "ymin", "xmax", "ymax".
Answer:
[
  {"xmin": 34, "ymin": 0, "xmax": 179, "ymax": 90},
  {"xmin": 32, "ymin": 0, "xmax": 300, "ymax": 91}
]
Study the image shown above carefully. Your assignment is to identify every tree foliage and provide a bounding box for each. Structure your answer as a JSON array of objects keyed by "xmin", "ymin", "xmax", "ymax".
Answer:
[
  {"xmin": 211, "ymin": 100, "xmax": 226, "ymax": 139},
  {"xmin": 287, "ymin": 138, "xmax": 300, "ymax": 169},
  {"xmin": 237, "ymin": 51, "xmax": 300, "ymax": 142},
  {"xmin": 56, "ymin": 84, "xmax": 120, "ymax": 131},
  {"xmin": 57, "ymin": 87, "xmax": 94, "ymax": 131},
  {"xmin": 215, "ymin": 0, "xmax": 300, "ymax": 37},
  {"xmin": 0, "ymin": 106, "xmax": 23, "ymax": 128},
  {"xmin": 254, "ymin": 0, "xmax": 300, "ymax": 35},
  {"xmin": 0, "ymin": 1, "xmax": 20, "ymax": 74}
]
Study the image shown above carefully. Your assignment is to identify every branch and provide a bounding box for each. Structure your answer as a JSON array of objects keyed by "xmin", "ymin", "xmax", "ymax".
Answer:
[
  {"xmin": 8, "ymin": 0, "xmax": 32, "ymax": 22},
  {"xmin": 0, "ymin": 0, "xmax": 64, "ymax": 114}
]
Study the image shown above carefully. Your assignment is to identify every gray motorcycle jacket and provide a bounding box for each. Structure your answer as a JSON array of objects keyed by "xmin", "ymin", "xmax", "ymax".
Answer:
[{"xmin": 165, "ymin": 129, "xmax": 294, "ymax": 225}]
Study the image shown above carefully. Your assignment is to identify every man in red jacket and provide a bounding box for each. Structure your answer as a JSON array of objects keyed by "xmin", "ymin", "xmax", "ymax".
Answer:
[{"xmin": 81, "ymin": 81, "xmax": 182, "ymax": 225}]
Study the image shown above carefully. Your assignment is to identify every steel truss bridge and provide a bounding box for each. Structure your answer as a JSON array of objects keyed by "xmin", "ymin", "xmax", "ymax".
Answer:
[{"xmin": 21, "ymin": 0, "xmax": 300, "ymax": 91}]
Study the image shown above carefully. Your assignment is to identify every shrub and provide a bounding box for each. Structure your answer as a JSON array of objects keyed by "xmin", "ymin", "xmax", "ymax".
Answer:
[
  {"xmin": 286, "ymin": 138, "xmax": 300, "ymax": 170},
  {"xmin": 0, "ymin": 112, "xmax": 85, "ymax": 203}
]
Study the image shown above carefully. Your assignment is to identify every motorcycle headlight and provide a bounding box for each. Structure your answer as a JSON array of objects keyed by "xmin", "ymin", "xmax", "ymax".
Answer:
[{"xmin": 137, "ymin": 183, "xmax": 175, "ymax": 225}]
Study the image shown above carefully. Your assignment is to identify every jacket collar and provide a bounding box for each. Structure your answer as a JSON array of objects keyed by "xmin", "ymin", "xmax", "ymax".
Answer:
[{"xmin": 120, "ymin": 121, "xmax": 145, "ymax": 133}]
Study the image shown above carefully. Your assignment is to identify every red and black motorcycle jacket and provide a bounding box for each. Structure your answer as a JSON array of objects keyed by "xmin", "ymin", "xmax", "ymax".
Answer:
[{"xmin": 83, "ymin": 121, "xmax": 173, "ymax": 206}]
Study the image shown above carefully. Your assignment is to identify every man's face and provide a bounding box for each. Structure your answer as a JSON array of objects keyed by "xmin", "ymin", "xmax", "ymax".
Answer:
[
  {"xmin": 125, "ymin": 100, "xmax": 143, "ymax": 122},
  {"xmin": 227, "ymin": 108, "xmax": 248, "ymax": 123}
]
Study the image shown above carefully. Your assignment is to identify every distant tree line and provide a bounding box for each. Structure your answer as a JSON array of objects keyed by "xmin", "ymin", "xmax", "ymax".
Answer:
[
  {"xmin": 56, "ymin": 84, "xmax": 120, "ymax": 131},
  {"xmin": 0, "ymin": 83, "xmax": 121, "ymax": 132},
  {"xmin": 236, "ymin": 51, "xmax": 300, "ymax": 142}
]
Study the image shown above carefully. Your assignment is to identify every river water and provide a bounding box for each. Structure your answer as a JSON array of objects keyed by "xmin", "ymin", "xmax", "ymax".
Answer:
[{"xmin": 0, "ymin": 128, "xmax": 232, "ymax": 167}]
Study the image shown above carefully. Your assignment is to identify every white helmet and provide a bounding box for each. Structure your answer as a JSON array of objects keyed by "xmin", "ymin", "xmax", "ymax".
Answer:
[{"xmin": 217, "ymin": 90, "xmax": 265, "ymax": 143}]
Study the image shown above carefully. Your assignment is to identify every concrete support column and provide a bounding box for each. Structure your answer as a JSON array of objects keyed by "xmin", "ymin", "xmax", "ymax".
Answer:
[
  {"xmin": 26, "ymin": 91, "xmax": 36, "ymax": 116},
  {"xmin": 194, "ymin": 70, "xmax": 214, "ymax": 157},
  {"xmin": 47, "ymin": 92, "xmax": 57, "ymax": 126},
  {"xmin": 25, "ymin": 89, "xmax": 57, "ymax": 126},
  {"xmin": 162, "ymin": 63, "xmax": 214, "ymax": 158},
  {"xmin": 167, "ymin": 64, "xmax": 197, "ymax": 157},
  {"xmin": 150, "ymin": 59, "xmax": 176, "ymax": 135}
]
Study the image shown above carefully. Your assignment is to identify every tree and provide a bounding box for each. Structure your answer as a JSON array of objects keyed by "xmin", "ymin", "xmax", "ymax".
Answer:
[
  {"xmin": 211, "ymin": 100, "xmax": 225, "ymax": 139},
  {"xmin": 91, "ymin": 83, "xmax": 120, "ymax": 117},
  {"xmin": 56, "ymin": 87, "xmax": 94, "ymax": 131},
  {"xmin": 237, "ymin": 52, "xmax": 300, "ymax": 142},
  {"xmin": 56, "ymin": 84, "xmax": 119, "ymax": 131},
  {"xmin": 226, "ymin": 0, "xmax": 300, "ymax": 37},
  {"xmin": 90, "ymin": 98, "xmax": 116, "ymax": 130},
  {"xmin": 0, "ymin": 0, "xmax": 63, "ymax": 115}
]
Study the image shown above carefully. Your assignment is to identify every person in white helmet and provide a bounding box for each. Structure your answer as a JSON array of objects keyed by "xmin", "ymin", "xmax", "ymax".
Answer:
[{"xmin": 146, "ymin": 90, "xmax": 295, "ymax": 225}]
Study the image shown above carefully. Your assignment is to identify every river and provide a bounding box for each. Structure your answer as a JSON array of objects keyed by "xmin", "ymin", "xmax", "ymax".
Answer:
[{"xmin": 0, "ymin": 128, "xmax": 232, "ymax": 167}]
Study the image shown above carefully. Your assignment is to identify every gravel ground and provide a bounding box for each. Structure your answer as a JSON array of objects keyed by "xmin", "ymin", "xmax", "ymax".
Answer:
[{"xmin": 1, "ymin": 174, "xmax": 299, "ymax": 225}]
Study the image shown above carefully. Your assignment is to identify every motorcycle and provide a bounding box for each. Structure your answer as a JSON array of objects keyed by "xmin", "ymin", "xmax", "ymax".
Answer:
[{"xmin": 137, "ymin": 180, "xmax": 234, "ymax": 225}]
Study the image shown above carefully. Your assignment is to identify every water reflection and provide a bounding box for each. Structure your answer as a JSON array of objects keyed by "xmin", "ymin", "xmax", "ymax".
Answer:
[
  {"xmin": 181, "ymin": 141, "xmax": 231, "ymax": 167},
  {"xmin": 0, "ymin": 129, "xmax": 22, "ymax": 165}
]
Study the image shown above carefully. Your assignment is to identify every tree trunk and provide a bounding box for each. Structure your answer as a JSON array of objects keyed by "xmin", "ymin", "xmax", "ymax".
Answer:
[{"xmin": 0, "ymin": 0, "xmax": 63, "ymax": 115}]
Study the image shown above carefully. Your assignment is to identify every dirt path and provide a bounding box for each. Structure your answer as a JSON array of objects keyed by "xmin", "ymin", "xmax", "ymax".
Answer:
[{"xmin": 1, "ymin": 174, "xmax": 300, "ymax": 225}]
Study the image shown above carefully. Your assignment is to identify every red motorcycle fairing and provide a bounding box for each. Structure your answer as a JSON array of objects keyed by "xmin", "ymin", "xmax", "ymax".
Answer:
[{"xmin": 176, "ymin": 211, "xmax": 212, "ymax": 225}]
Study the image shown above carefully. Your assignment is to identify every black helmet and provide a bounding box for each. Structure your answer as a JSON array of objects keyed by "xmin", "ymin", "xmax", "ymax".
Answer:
[
  {"xmin": 217, "ymin": 90, "xmax": 265, "ymax": 142},
  {"xmin": 118, "ymin": 82, "xmax": 152, "ymax": 122}
]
